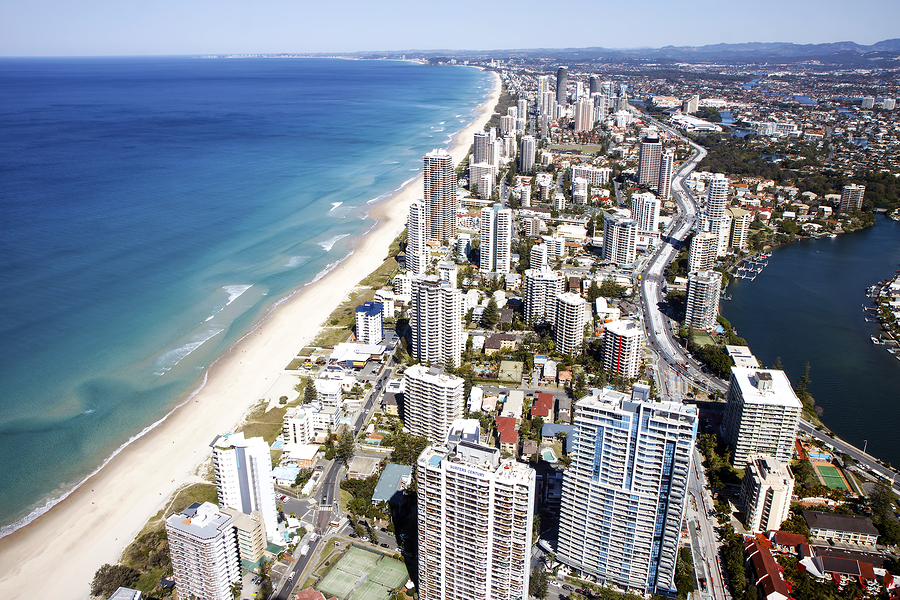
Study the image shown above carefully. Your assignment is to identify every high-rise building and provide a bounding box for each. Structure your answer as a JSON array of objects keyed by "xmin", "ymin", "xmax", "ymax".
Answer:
[
  {"xmin": 473, "ymin": 130, "xmax": 495, "ymax": 166},
  {"xmin": 166, "ymin": 502, "xmax": 241, "ymax": 600},
  {"xmin": 600, "ymin": 319, "xmax": 643, "ymax": 378},
  {"xmin": 589, "ymin": 75, "xmax": 600, "ymax": 95},
  {"xmin": 556, "ymin": 67, "xmax": 568, "ymax": 105},
  {"xmin": 602, "ymin": 212, "xmax": 637, "ymax": 267},
  {"xmin": 658, "ymin": 149, "xmax": 674, "ymax": 199},
  {"xmin": 706, "ymin": 173, "xmax": 729, "ymax": 256},
  {"xmin": 558, "ymin": 390, "xmax": 698, "ymax": 595},
  {"xmin": 355, "ymin": 301, "xmax": 384, "ymax": 344},
  {"xmin": 530, "ymin": 243, "xmax": 548, "ymax": 270},
  {"xmin": 685, "ymin": 270, "xmax": 722, "ymax": 330},
  {"xmin": 726, "ymin": 207, "xmax": 752, "ymax": 251},
  {"xmin": 631, "ymin": 192, "xmax": 660, "ymax": 234},
  {"xmin": 741, "ymin": 455, "xmax": 794, "ymax": 533},
  {"xmin": 688, "ymin": 232, "xmax": 717, "ymax": 273},
  {"xmin": 683, "ymin": 94, "xmax": 699, "ymax": 114},
  {"xmin": 410, "ymin": 275, "xmax": 463, "ymax": 367},
  {"xmin": 479, "ymin": 204, "xmax": 512, "ymax": 274},
  {"xmin": 500, "ymin": 114, "xmax": 516, "ymax": 135},
  {"xmin": 839, "ymin": 184, "xmax": 865, "ymax": 212},
  {"xmin": 519, "ymin": 135, "xmax": 536, "ymax": 173},
  {"xmin": 638, "ymin": 137, "xmax": 662, "ymax": 187},
  {"xmin": 524, "ymin": 268, "xmax": 565, "ymax": 326},
  {"xmin": 417, "ymin": 420, "xmax": 535, "ymax": 600},
  {"xmin": 574, "ymin": 98, "xmax": 594, "ymax": 132},
  {"xmin": 424, "ymin": 149, "xmax": 456, "ymax": 243},
  {"xmin": 861, "ymin": 96, "xmax": 875, "ymax": 109},
  {"xmin": 404, "ymin": 366, "xmax": 464, "ymax": 443},
  {"xmin": 572, "ymin": 177, "xmax": 588, "ymax": 205},
  {"xmin": 555, "ymin": 292, "xmax": 587, "ymax": 355},
  {"xmin": 220, "ymin": 507, "xmax": 267, "ymax": 565},
  {"xmin": 437, "ymin": 260, "xmax": 458, "ymax": 289},
  {"xmin": 469, "ymin": 162, "xmax": 497, "ymax": 199},
  {"xmin": 517, "ymin": 98, "xmax": 528, "ymax": 124},
  {"xmin": 406, "ymin": 200, "xmax": 428, "ymax": 275},
  {"xmin": 538, "ymin": 76, "xmax": 551, "ymax": 114},
  {"xmin": 722, "ymin": 367, "xmax": 802, "ymax": 466},
  {"xmin": 883, "ymin": 98, "xmax": 896, "ymax": 110},
  {"xmin": 211, "ymin": 432, "xmax": 279, "ymax": 540}
]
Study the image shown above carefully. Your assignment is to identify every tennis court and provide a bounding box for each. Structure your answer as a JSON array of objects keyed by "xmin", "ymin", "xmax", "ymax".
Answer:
[
  {"xmin": 815, "ymin": 464, "xmax": 849, "ymax": 491},
  {"xmin": 317, "ymin": 545, "xmax": 409, "ymax": 600}
]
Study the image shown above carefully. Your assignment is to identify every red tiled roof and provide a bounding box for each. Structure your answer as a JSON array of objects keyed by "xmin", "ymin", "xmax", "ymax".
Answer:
[
  {"xmin": 496, "ymin": 416, "xmax": 518, "ymax": 444},
  {"xmin": 772, "ymin": 530, "xmax": 807, "ymax": 548},
  {"xmin": 531, "ymin": 393, "xmax": 554, "ymax": 417},
  {"xmin": 745, "ymin": 539, "xmax": 791, "ymax": 600}
]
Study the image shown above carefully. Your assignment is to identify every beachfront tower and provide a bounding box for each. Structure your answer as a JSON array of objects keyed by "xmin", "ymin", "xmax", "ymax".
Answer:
[
  {"xmin": 210, "ymin": 432, "xmax": 279, "ymax": 541},
  {"xmin": 404, "ymin": 366, "xmax": 464, "ymax": 443},
  {"xmin": 722, "ymin": 367, "xmax": 802, "ymax": 466},
  {"xmin": 355, "ymin": 301, "xmax": 384, "ymax": 344},
  {"xmin": 556, "ymin": 67, "xmax": 568, "ymax": 105},
  {"xmin": 424, "ymin": 148, "xmax": 456, "ymax": 243},
  {"xmin": 688, "ymin": 232, "xmax": 717, "ymax": 273},
  {"xmin": 558, "ymin": 390, "xmax": 697, "ymax": 596},
  {"xmin": 685, "ymin": 270, "xmax": 722, "ymax": 330},
  {"xmin": 479, "ymin": 204, "xmax": 512, "ymax": 275},
  {"xmin": 410, "ymin": 274, "xmax": 463, "ymax": 368},
  {"xmin": 407, "ymin": 200, "xmax": 428, "ymax": 275},
  {"xmin": 631, "ymin": 192, "xmax": 660, "ymax": 235},
  {"xmin": 166, "ymin": 502, "xmax": 241, "ymax": 600},
  {"xmin": 417, "ymin": 420, "xmax": 535, "ymax": 600}
]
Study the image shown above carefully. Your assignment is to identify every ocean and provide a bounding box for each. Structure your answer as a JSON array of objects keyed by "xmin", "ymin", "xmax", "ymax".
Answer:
[
  {"xmin": 723, "ymin": 216, "xmax": 900, "ymax": 467},
  {"xmin": 0, "ymin": 56, "xmax": 492, "ymax": 535}
]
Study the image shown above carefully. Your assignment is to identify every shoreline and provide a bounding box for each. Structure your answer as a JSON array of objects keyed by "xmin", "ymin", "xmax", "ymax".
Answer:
[{"xmin": 0, "ymin": 70, "xmax": 501, "ymax": 599}]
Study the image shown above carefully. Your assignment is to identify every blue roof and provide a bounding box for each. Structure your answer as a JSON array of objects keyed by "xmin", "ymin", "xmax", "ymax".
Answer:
[
  {"xmin": 428, "ymin": 454, "xmax": 442, "ymax": 466},
  {"xmin": 356, "ymin": 301, "xmax": 383, "ymax": 316},
  {"xmin": 542, "ymin": 424, "xmax": 576, "ymax": 437},
  {"xmin": 272, "ymin": 466, "xmax": 301, "ymax": 480},
  {"xmin": 372, "ymin": 464, "xmax": 413, "ymax": 505}
]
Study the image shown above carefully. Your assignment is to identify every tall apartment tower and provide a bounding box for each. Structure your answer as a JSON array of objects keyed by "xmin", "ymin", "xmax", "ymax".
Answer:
[
  {"xmin": 524, "ymin": 268, "xmax": 565, "ymax": 326},
  {"xmin": 722, "ymin": 367, "xmax": 802, "ymax": 466},
  {"xmin": 424, "ymin": 149, "xmax": 456, "ymax": 243},
  {"xmin": 602, "ymin": 212, "xmax": 637, "ymax": 267},
  {"xmin": 574, "ymin": 98, "xmax": 594, "ymax": 132},
  {"xmin": 706, "ymin": 173, "xmax": 729, "ymax": 256},
  {"xmin": 688, "ymin": 232, "xmax": 717, "ymax": 273},
  {"xmin": 538, "ymin": 76, "xmax": 551, "ymax": 114},
  {"xmin": 211, "ymin": 432, "xmax": 279, "ymax": 541},
  {"xmin": 555, "ymin": 292, "xmax": 587, "ymax": 355},
  {"xmin": 589, "ymin": 75, "xmax": 600, "ymax": 95},
  {"xmin": 638, "ymin": 137, "xmax": 662, "ymax": 187},
  {"xmin": 631, "ymin": 192, "xmax": 660, "ymax": 234},
  {"xmin": 407, "ymin": 200, "xmax": 428, "ymax": 275},
  {"xmin": 530, "ymin": 243, "xmax": 548, "ymax": 270},
  {"xmin": 479, "ymin": 204, "xmax": 512, "ymax": 274},
  {"xmin": 404, "ymin": 366, "xmax": 464, "ymax": 443},
  {"xmin": 600, "ymin": 319, "xmax": 644, "ymax": 379},
  {"xmin": 839, "ymin": 184, "xmax": 865, "ymax": 212},
  {"xmin": 726, "ymin": 207, "xmax": 752, "ymax": 251},
  {"xmin": 410, "ymin": 275, "xmax": 463, "ymax": 367},
  {"xmin": 741, "ymin": 454, "xmax": 794, "ymax": 533},
  {"xmin": 556, "ymin": 66, "xmax": 568, "ymax": 105},
  {"xmin": 355, "ymin": 301, "xmax": 384, "ymax": 344},
  {"xmin": 473, "ymin": 130, "xmax": 493, "ymax": 165},
  {"xmin": 658, "ymin": 148, "xmax": 674, "ymax": 199},
  {"xmin": 685, "ymin": 270, "xmax": 722, "ymax": 330},
  {"xmin": 519, "ymin": 135, "xmax": 536, "ymax": 173},
  {"xmin": 166, "ymin": 502, "xmax": 241, "ymax": 600},
  {"xmin": 417, "ymin": 420, "xmax": 536, "ymax": 600},
  {"xmin": 558, "ymin": 390, "xmax": 698, "ymax": 595}
]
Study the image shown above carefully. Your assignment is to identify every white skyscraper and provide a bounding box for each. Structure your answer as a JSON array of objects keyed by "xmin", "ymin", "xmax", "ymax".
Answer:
[
  {"xmin": 538, "ymin": 76, "xmax": 551, "ymax": 114},
  {"xmin": 558, "ymin": 390, "xmax": 697, "ymax": 595},
  {"xmin": 723, "ymin": 367, "xmax": 802, "ymax": 466},
  {"xmin": 530, "ymin": 243, "xmax": 548, "ymax": 270},
  {"xmin": 726, "ymin": 207, "xmax": 752, "ymax": 251},
  {"xmin": 417, "ymin": 420, "xmax": 535, "ymax": 600},
  {"xmin": 524, "ymin": 268, "xmax": 565, "ymax": 326},
  {"xmin": 706, "ymin": 173, "xmax": 729, "ymax": 256},
  {"xmin": 437, "ymin": 260, "xmax": 458, "ymax": 289},
  {"xmin": 638, "ymin": 137, "xmax": 662, "ymax": 187},
  {"xmin": 555, "ymin": 292, "xmax": 587, "ymax": 355},
  {"xmin": 211, "ymin": 433, "xmax": 278, "ymax": 541},
  {"xmin": 602, "ymin": 212, "xmax": 637, "ymax": 267},
  {"xmin": 658, "ymin": 149, "xmax": 674, "ymax": 199},
  {"xmin": 688, "ymin": 232, "xmax": 717, "ymax": 273},
  {"xmin": 685, "ymin": 270, "xmax": 722, "ymax": 330},
  {"xmin": 407, "ymin": 200, "xmax": 428, "ymax": 275},
  {"xmin": 411, "ymin": 275, "xmax": 463, "ymax": 367},
  {"xmin": 574, "ymin": 97, "xmax": 594, "ymax": 132},
  {"xmin": 520, "ymin": 135, "xmax": 536, "ymax": 173},
  {"xmin": 166, "ymin": 502, "xmax": 241, "ymax": 600},
  {"xmin": 600, "ymin": 319, "xmax": 643, "ymax": 379},
  {"xmin": 469, "ymin": 162, "xmax": 497, "ymax": 199},
  {"xmin": 355, "ymin": 301, "xmax": 384, "ymax": 344},
  {"xmin": 741, "ymin": 454, "xmax": 794, "ymax": 533},
  {"xmin": 479, "ymin": 204, "xmax": 512, "ymax": 274},
  {"xmin": 840, "ymin": 184, "xmax": 865, "ymax": 212},
  {"xmin": 404, "ymin": 366, "xmax": 464, "ymax": 443},
  {"xmin": 631, "ymin": 192, "xmax": 660, "ymax": 234},
  {"xmin": 424, "ymin": 149, "xmax": 456, "ymax": 243}
]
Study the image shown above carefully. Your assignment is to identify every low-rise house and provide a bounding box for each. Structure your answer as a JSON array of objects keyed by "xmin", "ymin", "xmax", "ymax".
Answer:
[
  {"xmin": 521, "ymin": 439, "xmax": 539, "ymax": 459},
  {"xmin": 346, "ymin": 456, "xmax": 380, "ymax": 481},
  {"xmin": 530, "ymin": 392, "xmax": 555, "ymax": 420},
  {"xmin": 744, "ymin": 538, "xmax": 791, "ymax": 600},
  {"xmin": 484, "ymin": 333, "xmax": 517, "ymax": 355},
  {"xmin": 803, "ymin": 511, "xmax": 879, "ymax": 546},
  {"xmin": 541, "ymin": 423, "xmax": 576, "ymax": 450},
  {"xmin": 371, "ymin": 464, "xmax": 413, "ymax": 507},
  {"xmin": 496, "ymin": 416, "xmax": 518, "ymax": 457}
]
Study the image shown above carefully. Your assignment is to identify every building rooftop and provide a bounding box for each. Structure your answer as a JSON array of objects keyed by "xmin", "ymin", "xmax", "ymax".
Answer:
[
  {"xmin": 371, "ymin": 464, "xmax": 413, "ymax": 505},
  {"xmin": 730, "ymin": 367, "xmax": 802, "ymax": 408},
  {"xmin": 803, "ymin": 511, "xmax": 880, "ymax": 536},
  {"xmin": 166, "ymin": 502, "xmax": 233, "ymax": 540}
]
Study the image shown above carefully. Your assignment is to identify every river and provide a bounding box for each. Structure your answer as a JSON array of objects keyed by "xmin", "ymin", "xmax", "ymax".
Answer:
[{"xmin": 722, "ymin": 216, "xmax": 900, "ymax": 467}]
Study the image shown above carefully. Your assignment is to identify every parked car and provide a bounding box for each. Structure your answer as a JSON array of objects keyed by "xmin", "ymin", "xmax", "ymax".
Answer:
[{"xmin": 380, "ymin": 543, "xmax": 390, "ymax": 548}]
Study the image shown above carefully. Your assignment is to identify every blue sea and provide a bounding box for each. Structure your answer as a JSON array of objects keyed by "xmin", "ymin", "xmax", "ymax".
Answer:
[{"xmin": 0, "ymin": 56, "xmax": 492, "ymax": 534}]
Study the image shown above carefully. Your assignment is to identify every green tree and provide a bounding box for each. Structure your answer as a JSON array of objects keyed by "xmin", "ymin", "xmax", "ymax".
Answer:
[
  {"xmin": 795, "ymin": 363, "xmax": 811, "ymax": 402},
  {"xmin": 587, "ymin": 279, "xmax": 602, "ymax": 302},
  {"xmin": 304, "ymin": 378, "xmax": 317, "ymax": 404},
  {"xmin": 598, "ymin": 279, "xmax": 626, "ymax": 298},
  {"xmin": 90, "ymin": 564, "xmax": 140, "ymax": 598},
  {"xmin": 529, "ymin": 563, "xmax": 549, "ymax": 600},
  {"xmin": 336, "ymin": 426, "xmax": 356, "ymax": 464},
  {"xmin": 482, "ymin": 296, "xmax": 499, "ymax": 329}
]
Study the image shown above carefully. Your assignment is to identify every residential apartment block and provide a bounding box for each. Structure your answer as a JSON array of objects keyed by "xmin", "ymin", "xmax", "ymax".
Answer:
[{"xmin": 165, "ymin": 502, "xmax": 241, "ymax": 600}]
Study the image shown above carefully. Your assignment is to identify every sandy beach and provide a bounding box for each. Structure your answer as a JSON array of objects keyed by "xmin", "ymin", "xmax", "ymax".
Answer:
[{"xmin": 0, "ymin": 69, "xmax": 500, "ymax": 599}]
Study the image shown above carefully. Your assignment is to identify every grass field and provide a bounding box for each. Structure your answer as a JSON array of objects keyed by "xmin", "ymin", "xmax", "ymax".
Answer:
[
  {"xmin": 815, "ymin": 464, "xmax": 849, "ymax": 490},
  {"xmin": 317, "ymin": 545, "xmax": 408, "ymax": 600}
]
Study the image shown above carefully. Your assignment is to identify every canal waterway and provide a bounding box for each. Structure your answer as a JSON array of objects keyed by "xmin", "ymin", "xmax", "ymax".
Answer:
[{"xmin": 722, "ymin": 215, "xmax": 900, "ymax": 467}]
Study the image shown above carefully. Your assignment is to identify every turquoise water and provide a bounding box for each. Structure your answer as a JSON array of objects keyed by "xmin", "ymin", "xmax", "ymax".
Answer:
[
  {"xmin": 723, "ymin": 216, "xmax": 900, "ymax": 467},
  {"xmin": 0, "ymin": 57, "xmax": 492, "ymax": 534}
]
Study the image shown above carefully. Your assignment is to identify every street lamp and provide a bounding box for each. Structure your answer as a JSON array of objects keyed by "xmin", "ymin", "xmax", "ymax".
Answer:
[{"xmin": 863, "ymin": 440, "xmax": 868, "ymax": 455}]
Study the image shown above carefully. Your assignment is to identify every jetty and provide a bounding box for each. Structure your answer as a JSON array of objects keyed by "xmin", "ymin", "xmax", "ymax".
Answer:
[{"xmin": 733, "ymin": 253, "xmax": 769, "ymax": 281}]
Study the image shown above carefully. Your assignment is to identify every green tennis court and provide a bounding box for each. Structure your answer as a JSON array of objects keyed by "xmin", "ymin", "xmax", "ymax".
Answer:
[
  {"xmin": 317, "ymin": 545, "xmax": 409, "ymax": 600},
  {"xmin": 815, "ymin": 464, "xmax": 849, "ymax": 490}
]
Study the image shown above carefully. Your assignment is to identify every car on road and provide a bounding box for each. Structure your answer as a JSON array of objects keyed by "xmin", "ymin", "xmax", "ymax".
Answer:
[
  {"xmin": 349, "ymin": 533, "xmax": 357, "ymax": 538},
  {"xmin": 380, "ymin": 527, "xmax": 388, "ymax": 532},
  {"xmin": 562, "ymin": 584, "xmax": 573, "ymax": 591},
  {"xmin": 380, "ymin": 543, "xmax": 390, "ymax": 548}
]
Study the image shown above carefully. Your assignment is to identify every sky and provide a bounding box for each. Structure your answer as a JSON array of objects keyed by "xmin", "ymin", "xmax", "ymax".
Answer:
[{"xmin": 1, "ymin": 0, "xmax": 898, "ymax": 56}]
